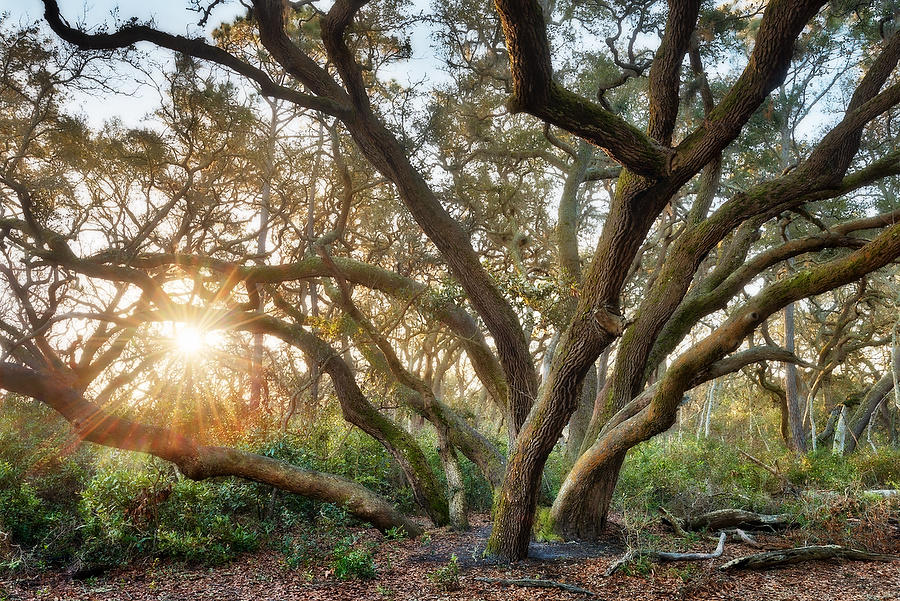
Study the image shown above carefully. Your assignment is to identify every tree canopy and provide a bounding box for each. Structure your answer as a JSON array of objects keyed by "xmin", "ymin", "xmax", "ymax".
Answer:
[{"xmin": 1, "ymin": 0, "xmax": 899, "ymax": 562}]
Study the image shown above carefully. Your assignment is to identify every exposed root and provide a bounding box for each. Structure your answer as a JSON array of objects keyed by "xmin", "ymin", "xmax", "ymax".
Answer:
[{"xmin": 732, "ymin": 528, "xmax": 762, "ymax": 548}]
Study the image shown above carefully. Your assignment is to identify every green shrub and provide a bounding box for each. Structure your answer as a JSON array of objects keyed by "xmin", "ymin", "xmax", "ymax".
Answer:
[
  {"xmin": 783, "ymin": 451, "xmax": 860, "ymax": 489},
  {"xmin": 77, "ymin": 464, "xmax": 262, "ymax": 565},
  {"xmin": 330, "ymin": 536, "xmax": 376, "ymax": 580},
  {"xmin": 427, "ymin": 554, "xmax": 460, "ymax": 591},
  {"xmin": 384, "ymin": 525, "xmax": 409, "ymax": 540},
  {"xmin": 0, "ymin": 400, "xmax": 95, "ymax": 569},
  {"xmin": 788, "ymin": 491, "xmax": 899, "ymax": 553},
  {"xmin": 851, "ymin": 448, "xmax": 900, "ymax": 488},
  {"xmin": 0, "ymin": 463, "xmax": 50, "ymax": 547},
  {"xmin": 616, "ymin": 438, "xmax": 775, "ymax": 519}
]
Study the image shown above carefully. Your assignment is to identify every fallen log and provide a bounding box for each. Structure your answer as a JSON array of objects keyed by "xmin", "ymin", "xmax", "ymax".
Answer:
[
  {"xmin": 474, "ymin": 577, "xmax": 599, "ymax": 597},
  {"xmin": 604, "ymin": 532, "xmax": 727, "ymax": 576},
  {"xmin": 720, "ymin": 545, "xmax": 899, "ymax": 570},
  {"xmin": 683, "ymin": 509, "xmax": 795, "ymax": 531},
  {"xmin": 862, "ymin": 489, "xmax": 900, "ymax": 497},
  {"xmin": 660, "ymin": 508, "xmax": 764, "ymax": 547}
]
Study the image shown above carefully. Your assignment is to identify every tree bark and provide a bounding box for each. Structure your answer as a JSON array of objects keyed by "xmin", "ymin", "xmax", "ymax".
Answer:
[
  {"xmin": 784, "ymin": 302, "xmax": 808, "ymax": 452},
  {"xmin": 845, "ymin": 371, "xmax": 895, "ymax": 454},
  {"xmin": 550, "ymin": 218, "xmax": 900, "ymax": 542},
  {"xmin": 551, "ymin": 451, "xmax": 624, "ymax": 539},
  {"xmin": 832, "ymin": 405, "xmax": 848, "ymax": 454},
  {"xmin": 437, "ymin": 433, "xmax": 469, "ymax": 530}
]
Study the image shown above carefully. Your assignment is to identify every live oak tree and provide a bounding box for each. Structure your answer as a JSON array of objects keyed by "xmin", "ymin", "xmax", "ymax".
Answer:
[{"xmin": 1, "ymin": 0, "xmax": 900, "ymax": 562}]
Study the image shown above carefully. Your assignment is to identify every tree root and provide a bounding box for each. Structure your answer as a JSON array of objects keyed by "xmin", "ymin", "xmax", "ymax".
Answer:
[
  {"xmin": 720, "ymin": 545, "xmax": 899, "ymax": 570},
  {"xmin": 474, "ymin": 577, "xmax": 599, "ymax": 596},
  {"xmin": 604, "ymin": 532, "xmax": 727, "ymax": 576}
]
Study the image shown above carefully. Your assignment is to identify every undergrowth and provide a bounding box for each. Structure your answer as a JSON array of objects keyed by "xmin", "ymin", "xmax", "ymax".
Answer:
[{"xmin": 616, "ymin": 437, "xmax": 900, "ymax": 553}]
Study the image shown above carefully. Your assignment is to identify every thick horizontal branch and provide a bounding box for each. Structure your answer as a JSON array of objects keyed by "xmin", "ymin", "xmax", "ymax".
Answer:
[
  {"xmin": 0, "ymin": 361, "xmax": 420, "ymax": 535},
  {"xmin": 649, "ymin": 231, "xmax": 869, "ymax": 369},
  {"xmin": 597, "ymin": 345, "xmax": 811, "ymax": 440}
]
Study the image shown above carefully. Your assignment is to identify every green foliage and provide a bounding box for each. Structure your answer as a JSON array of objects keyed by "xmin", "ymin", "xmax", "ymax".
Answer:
[
  {"xmin": 0, "ymin": 462, "xmax": 52, "ymax": 547},
  {"xmin": 383, "ymin": 525, "xmax": 408, "ymax": 541},
  {"xmin": 0, "ymin": 398, "xmax": 93, "ymax": 567},
  {"xmin": 77, "ymin": 466, "xmax": 261, "ymax": 565},
  {"xmin": 281, "ymin": 530, "xmax": 331, "ymax": 569},
  {"xmin": 850, "ymin": 448, "xmax": 900, "ymax": 488},
  {"xmin": 616, "ymin": 437, "xmax": 900, "ymax": 554},
  {"xmin": 426, "ymin": 553, "xmax": 460, "ymax": 592},
  {"xmin": 616, "ymin": 438, "xmax": 775, "ymax": 519},
  {"xmin": 783, "ymin": 451, "xmax": 860, "ymax": 489},
  {"xmin": 788, "ymin": 491, "xmax": 899, "ymax": 553},
  {"xmin": 667, "ymin": 563, "xmax": 699, "ymax": 582},
  {"xmin": 540, "ymin": 446, "xmax": 570, "ymax": 501},
  {"xmin": 330, "ymin": 536, "xmax": 376, "ymax": 580},
  {"xmin": 621, "ymin": 554, "xmax": 654, "ymax": 577}
]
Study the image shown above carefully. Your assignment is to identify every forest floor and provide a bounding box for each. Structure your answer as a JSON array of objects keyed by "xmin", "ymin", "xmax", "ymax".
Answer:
[{"xmin": 2, "ymin": 514, "xmax": 898, "ymax": 601}]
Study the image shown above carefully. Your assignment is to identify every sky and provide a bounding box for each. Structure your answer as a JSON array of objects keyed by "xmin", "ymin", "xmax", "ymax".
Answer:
[
  {"xmin": 2, "ymin": 0, "xmax": 443, "ymax": 128},
  {"xmin": 2, "ymin": 1, "xmax": 247, "ymax": 126},
  {"xmin": 8, "ymin": 0, "xmax": 243, "ymax": 36}
]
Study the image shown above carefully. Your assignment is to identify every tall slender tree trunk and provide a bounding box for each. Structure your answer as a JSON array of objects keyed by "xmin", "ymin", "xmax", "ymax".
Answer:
[
  {"xmin": 845, "ymin": 372, "xmax": 895, "ymax": 455},
  {"xmin": 437, "ymin": 430, "xmax": 468, "ymax": 530},
  {"xmin": 250, "ymin": 101, "xmax": 277, "ymax": 411},
  {"xmin": 567, "ymin": 363, "xmax": 598, "ymax": 463},
  {"xmin": 832, "ymin": 405, "xmax": 848, "ymax": 454},
  {"xmin": 784, "ymin": 302, "xmax": 807, "ymax": 452}
]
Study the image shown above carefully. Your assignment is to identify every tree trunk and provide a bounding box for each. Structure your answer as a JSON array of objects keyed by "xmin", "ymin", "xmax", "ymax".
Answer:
[
  {"xmin": 817, "ymin": 404, "xmax": 841, "ymax": 445},
  {"xmin": 845, "ymin": 371, "xmax": 894, "ymax": 454},
  {"xmin": 567, "ymin": 362, "xmax": 598, "ymax": 463},
  {"xmin": 550, "ymin": 450, "xmax": 624, "ymax": 539},
  {"xmin": 437, "ymin": 431, "xmax": 469, "ymax": 530},
  {"xmin": 832, "ymin": 405, "xmax": 848, "ymax": 454},
  {"xmin": 784, "ymin": 302, "xmax": 808, "ymax": 452}
]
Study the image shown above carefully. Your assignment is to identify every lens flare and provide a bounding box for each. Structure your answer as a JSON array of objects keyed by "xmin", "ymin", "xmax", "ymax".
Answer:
[{"xmin": 174, "ymin": 325, "xmax": 206, "ymax": 354}]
